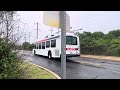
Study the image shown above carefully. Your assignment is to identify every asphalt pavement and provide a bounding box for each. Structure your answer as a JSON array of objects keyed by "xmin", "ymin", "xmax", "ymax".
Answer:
[{"xmin": 20, "ymin": 51, "xmax": 120, "ymax": 79}]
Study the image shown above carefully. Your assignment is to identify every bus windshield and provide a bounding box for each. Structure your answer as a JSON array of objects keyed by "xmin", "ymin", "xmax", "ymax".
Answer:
[{"xmin": 66, "ymin": 36, "xmax": 77, "ymax": 45}]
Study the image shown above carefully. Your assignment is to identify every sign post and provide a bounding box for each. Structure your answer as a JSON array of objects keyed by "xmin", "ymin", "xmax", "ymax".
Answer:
[
  {"xmin": 60, "ymin": 11, "xmax": 66, "ymax": 79},
  {"xmin": 43, "ymin": 11, "xmax": 69, "ymax": 79}
]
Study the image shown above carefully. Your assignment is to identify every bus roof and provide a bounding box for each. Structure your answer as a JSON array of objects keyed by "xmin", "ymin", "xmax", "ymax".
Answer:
[
  {"xmin": 35, "ymin": 35, "xmax": 60, "ymax": 43},
  {"xmin": 35, "ymin": 32, "xmax": 77, "ymax": 43}
]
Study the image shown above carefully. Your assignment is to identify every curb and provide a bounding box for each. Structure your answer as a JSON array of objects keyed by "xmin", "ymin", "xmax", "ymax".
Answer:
[
  {"xmin": 70, "ymin": 60, "xmax": 103, "ymax": 68},
  {"xmin": 24, "ymin": 60, "xmax": 61, "ymax": 79}
]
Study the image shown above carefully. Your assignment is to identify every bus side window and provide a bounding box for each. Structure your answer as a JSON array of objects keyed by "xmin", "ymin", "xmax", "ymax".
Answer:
[
  {"xmin": 51, "ymin": 39, "xmax": 56, "ymax": 47},
  {"xmin": 39, "ymin": 43, "xmax": 41, "ymax": 49},
  {"xmin": 46, "ymin": 41, "xmax": 50, "ymax": 48},
  {"xmin": 42, "ymin": 42, "xmax": 45, "ymax": 49}
]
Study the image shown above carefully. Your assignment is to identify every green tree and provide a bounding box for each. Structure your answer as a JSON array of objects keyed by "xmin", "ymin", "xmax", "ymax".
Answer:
[
  {"xmin": 78, "ymin": 29, "xmax": 120, "ymax": 56},
  {"xmin": 108, "ymin": 30, "xmax": 120, "ymax": 38},
  {"xmin": 92, "ymin": 32, "xmax": 104, "ymax": 40},
  {"xmin": 0, "ymin": 11, "xmax": 24, "ymax": 79},
  {"xmin": 22, "ymin": 42, "xmax": 33, "ymax": 50}
]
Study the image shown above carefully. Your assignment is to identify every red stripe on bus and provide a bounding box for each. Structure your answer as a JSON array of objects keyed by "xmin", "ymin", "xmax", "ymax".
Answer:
[
  {"xmin": 35, "ymin": 39, "xmax": 48, "ymax": 43},
  {"xmin": 35, "ymin": 35, "xmax": 60, "ymax": 43}
]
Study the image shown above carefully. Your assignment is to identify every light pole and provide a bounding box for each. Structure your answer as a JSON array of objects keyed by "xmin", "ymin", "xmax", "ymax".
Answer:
[{"xmin": 34, "ymin": 23, "xmax": 41, "ymax": 40}]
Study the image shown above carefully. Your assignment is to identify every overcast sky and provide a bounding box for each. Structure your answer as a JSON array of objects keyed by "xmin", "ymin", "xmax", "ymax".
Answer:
[{"xmin": 17, "ymin": 11, "xmax": 120, "ymax": 44}]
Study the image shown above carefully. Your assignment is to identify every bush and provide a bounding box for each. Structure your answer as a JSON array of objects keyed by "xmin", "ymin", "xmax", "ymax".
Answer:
[{"xmin": 0, "ymin": 38, "xmax": 24, "ymax": 79}]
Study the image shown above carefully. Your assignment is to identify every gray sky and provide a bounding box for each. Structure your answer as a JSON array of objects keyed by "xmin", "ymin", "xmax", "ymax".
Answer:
[{"xmin": 17, "ymin": 11, "xmax": 120, "ymax": 44}]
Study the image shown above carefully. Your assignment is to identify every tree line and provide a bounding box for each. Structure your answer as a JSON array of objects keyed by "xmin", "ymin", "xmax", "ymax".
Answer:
[{"xmin": 77, "ymin": 30, "xmax": 120, "ymax": 56}]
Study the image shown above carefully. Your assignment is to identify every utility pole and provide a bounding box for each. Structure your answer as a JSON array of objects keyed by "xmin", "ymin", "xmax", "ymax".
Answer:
[
  {"xmin": 6, "ymin": 21, "xmax": 9, "ymax": 41},
  {"xmin": 24, "ymin": 33, "xmax": 27, "ymax": 42},
  {"xmin": 17, "ymin": 26, "xmax": 19, "ymax": 45},
  {"xmin": 34, "ymin": 22, "xmax": 39, "ymax": 39},
  {"xmin": 58, "ymin": 28, "xmax": 59, "ymax": 34},
  {"xmin": 6, "ymin": 13, "xmax": 9, "ymax": 43},
  {"xmin": 49, "ymin": 27, "xmax": 53, "ymax": 34},
  {"xmin": 29, "ymin": 32, "xmax": 30, "ymax": 43}
]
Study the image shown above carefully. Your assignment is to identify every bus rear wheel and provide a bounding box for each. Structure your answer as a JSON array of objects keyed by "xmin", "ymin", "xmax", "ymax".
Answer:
[{"xmin": 48, "ymin": 51, "xmax": 52, "ymax": 59}]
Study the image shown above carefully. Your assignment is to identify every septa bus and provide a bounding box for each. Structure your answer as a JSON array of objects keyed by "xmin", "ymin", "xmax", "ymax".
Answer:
[{"xmin": 33, "ymin": 32, "xmax": 80, "ymax": 59}]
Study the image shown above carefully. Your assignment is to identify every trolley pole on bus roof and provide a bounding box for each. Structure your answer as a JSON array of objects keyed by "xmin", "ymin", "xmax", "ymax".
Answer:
[{"xmin": 60, "ymin": 11, "xmax": 66, "ymax": 79}]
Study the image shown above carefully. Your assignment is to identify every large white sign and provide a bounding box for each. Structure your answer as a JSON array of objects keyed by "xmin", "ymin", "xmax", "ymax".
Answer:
[{"xmin": 43, "ymin": 11, "xmax": 70, "ymax": 32}]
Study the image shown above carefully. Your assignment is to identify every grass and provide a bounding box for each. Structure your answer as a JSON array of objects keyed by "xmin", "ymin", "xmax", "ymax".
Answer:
[{"xmin": 20, "ymin": 61, "xmax": 56, "ymax": 79}]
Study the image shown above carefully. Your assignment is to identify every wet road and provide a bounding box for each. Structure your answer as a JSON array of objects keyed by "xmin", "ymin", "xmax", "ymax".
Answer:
[{"xmin": 20, "ymin": 51, "xmax": 120, "ymax": 79}]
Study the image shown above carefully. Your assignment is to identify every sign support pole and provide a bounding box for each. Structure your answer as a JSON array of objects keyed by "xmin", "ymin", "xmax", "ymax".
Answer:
[{"xmin": 60, "ymin": 11, "xmax": 66, "ymax": 79}]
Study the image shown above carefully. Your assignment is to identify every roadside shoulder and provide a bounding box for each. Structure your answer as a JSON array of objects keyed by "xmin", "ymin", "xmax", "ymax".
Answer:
[{"xmin": 81, "ymin": 55, "xmax": 120, "ymax": 62}]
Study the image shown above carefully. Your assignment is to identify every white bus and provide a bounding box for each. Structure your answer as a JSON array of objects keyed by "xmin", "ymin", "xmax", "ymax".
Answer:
[{"xmin": 33, "ymin": 32, "xmax": 80, "ymax": 59}]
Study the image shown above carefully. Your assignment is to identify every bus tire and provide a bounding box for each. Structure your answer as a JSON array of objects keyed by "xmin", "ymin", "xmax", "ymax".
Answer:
[
  {"xmin": 48, "ymin": 51, "xmax": 52, "ymax": 59},
  {"xmin": 34, "ymin": 50, "xmax": 36, "ymax": 55}
]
